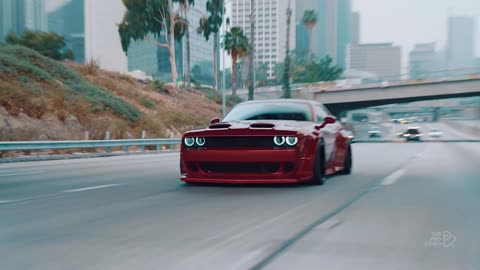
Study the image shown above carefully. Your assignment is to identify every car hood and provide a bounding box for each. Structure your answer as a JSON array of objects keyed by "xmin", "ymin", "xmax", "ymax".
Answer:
[{"xmin": 185, "ymin": 120, "xmax": 314, "ymax": 137}]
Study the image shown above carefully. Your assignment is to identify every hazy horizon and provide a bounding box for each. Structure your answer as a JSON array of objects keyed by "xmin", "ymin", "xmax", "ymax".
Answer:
[{"xmin": 353, "ymin": 0, "xmax": 480, "ymax": 69}]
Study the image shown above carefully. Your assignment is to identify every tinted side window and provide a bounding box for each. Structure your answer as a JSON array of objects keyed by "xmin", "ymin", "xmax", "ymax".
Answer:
[{"xmin": 316, "ymin": 105, "xmax": 328, "ymax": 123}]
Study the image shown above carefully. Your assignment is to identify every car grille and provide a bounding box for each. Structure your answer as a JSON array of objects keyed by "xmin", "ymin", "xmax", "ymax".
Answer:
[
  {"xmin": 204, "ymin": 136, "xmax": 276, "ymax": 148},
  {"xmin": 199, "ymin": 162, "xmax": 281, "ymax": 174}
]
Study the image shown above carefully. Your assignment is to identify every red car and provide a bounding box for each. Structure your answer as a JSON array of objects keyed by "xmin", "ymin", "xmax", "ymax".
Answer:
[{"xmin": 180, "ymin": 99, "xmax": 352, "ymax": 185}]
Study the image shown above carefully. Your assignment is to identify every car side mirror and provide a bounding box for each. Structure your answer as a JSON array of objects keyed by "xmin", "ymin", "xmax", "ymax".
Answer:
[
  {"xmin": 324, "ymin": 116, "xmax": 337, "ymax": 124},
  {"xmin": 315, "ymin": 116, "xmax": 337, "ymax": 130},
  {"xmin": 210, "ymin": 118, "xmax": 221, "ymax": 124}
]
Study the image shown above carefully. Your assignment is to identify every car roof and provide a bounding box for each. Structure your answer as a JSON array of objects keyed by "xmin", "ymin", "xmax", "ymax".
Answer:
[{"xmin": 238, "ymin": 99, "xmax": 322, "ymax": 106}]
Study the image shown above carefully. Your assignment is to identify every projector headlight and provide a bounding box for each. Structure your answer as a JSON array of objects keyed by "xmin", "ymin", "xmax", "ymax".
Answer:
[
  {"xmin": 195, "ymin": 137, "xmax": 206, "ymax": 146},
  {"xmin": 285, "ymin": 136, "xmax": 298, "ymax": 146},
  {"xmin": 273, "ymin": 136, "xmax": 286, "ymax": 146},
  {"xmin": 184, "ymin": 137, "xmax": 195, "ymax": 147}
]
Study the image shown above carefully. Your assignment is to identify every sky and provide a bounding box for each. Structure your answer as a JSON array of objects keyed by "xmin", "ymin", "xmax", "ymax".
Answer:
[{"xmin": 353, "ymin": 0, "xmax": 480, "ymax": 68}]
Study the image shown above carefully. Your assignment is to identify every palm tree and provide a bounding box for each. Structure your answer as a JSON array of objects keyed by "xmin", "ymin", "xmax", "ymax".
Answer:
[
  {"xmin": 302, "ymin": 9, "xmax": 318, "ymax": 63},
  {"xmin": 198, "ymin": 0, "xmax": 226, "ymax": 91},
  {"xmin": 222, "ymin": 27, "xmax": 249, "ymax": 95}
]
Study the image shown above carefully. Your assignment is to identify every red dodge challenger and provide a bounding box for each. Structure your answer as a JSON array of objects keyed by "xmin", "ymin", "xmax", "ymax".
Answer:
[{"xmin": 180, "ymin": 99, "xmax": 352, "ymax": 185}]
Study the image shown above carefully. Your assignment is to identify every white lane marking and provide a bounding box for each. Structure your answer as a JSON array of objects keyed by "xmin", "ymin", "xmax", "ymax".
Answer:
[
  {"xmin": 228, "ymin": 246, "xmax": 271, "ymax": 270},
  {"xmin": 63, "ymin": 184, "xmax": 121, "ymax": 193},
  {"xmin": 0, "ymin": 171, "xmax": 43, "ymax": 177},
  {"xmin": 381, "ymin": 169, "xmax": 405, "ymax": 185},
  {"xmin": 315, "ymin": 218, "xmax": 341, "ymax": 230},
  {"xmin": 0, "ymin": 200, "xmax": 14, "ymax": 204}
]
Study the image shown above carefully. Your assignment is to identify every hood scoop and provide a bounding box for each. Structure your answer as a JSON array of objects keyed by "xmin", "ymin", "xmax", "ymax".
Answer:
[
  {"xmin": 250, "ymin": 123, "xmax": 275, "ymax": 129},
  {"xmin": 209, "ymin": 123, "xmax": 231, "ymax": 129}
]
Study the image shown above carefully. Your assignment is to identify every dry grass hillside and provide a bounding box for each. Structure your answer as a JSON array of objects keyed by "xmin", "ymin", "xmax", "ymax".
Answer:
[{"xmin": 0, "ymin": 45, "xmax": 223, "ymax": 142}]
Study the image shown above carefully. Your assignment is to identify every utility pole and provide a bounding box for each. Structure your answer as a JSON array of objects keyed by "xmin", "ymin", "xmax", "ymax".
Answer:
[
  {"xmin": 282, "ymin": 0, "xmax": 292, "ymax": 98},
  {"xmin": 248, "ymin": 0, "xmax": 255, "ymax": 100}
]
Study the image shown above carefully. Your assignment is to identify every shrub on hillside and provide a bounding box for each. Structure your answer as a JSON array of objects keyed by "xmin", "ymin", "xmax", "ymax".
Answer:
[
  {"xmin": 5, "ymin": 31, "xmax": 74, "ymax": 61},
  {"xmin": 150, "ymin": 79, "xmax": 166, "ymax": 93},
  {"xmin": 0, "ymin": 45, "xmax": 142, "ymax": 122},
  {"xmin": 140, "ymin": 97, "xmax": 155, "ymax": 109}
]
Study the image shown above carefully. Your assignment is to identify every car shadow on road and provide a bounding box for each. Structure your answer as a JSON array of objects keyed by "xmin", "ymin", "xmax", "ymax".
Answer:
[{"xmin": 181, "ymin": 182, "xmax": 311, "ymax": 189}]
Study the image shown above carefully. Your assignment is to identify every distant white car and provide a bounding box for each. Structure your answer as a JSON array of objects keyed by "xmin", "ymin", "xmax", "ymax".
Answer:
[
  {"xmin": 368, "ymin": 127, "xmax": 382, "ymax": 138},
  {"xmin": 428, "ymin": 129, "xmax": 443, "ymax": 138}
]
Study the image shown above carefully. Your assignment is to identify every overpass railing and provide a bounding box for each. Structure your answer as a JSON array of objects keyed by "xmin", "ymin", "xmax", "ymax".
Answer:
[{"xmin": 0, "ymin": 139, "xmax": 182, "ymax": 153}]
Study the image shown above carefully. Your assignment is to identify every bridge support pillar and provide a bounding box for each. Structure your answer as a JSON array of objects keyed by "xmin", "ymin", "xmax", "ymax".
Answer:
[{"xmin": 432, "ymin": 107, "xmax": 441, "ymax": 122}]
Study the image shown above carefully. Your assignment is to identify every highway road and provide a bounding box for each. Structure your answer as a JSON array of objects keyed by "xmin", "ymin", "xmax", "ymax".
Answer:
[
  {"xmin": 1, "ymin": 123, "xmax": 479, "ymax": 270},
  {"xmin": 354, "ymin": 120, "xmax": 480, "ymax": 141}
]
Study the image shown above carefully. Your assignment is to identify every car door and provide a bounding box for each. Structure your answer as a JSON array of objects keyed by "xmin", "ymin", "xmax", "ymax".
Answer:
[{"xmin": 315, "ymin": 105, "xmax": 339, "ymax": 163}]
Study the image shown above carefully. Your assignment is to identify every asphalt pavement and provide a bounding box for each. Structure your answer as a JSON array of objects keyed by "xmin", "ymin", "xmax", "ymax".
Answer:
[{"xmin": 1, "ymin": 122, "xmax": 479, "ymax": 270}]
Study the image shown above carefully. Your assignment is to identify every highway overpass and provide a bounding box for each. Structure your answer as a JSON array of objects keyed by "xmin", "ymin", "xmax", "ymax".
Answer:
[{"xmin": 238, "ymin": 76, "xmax": 480, "ymax": 117}]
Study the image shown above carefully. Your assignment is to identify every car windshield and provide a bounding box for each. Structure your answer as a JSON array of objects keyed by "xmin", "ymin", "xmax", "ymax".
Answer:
[
  {"xmin": 222, "ymin": 103, "xmax": 313, "ymax": 122},
  {"xmin": 407, "ymin": 129, "xmax": 420, "ymax": 134}
]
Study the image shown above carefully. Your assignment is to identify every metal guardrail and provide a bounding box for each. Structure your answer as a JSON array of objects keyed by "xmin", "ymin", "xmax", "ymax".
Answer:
[
  {"xmin": 0, "ymin": 139, "xmax": 182, "ymax": 153},
  {"xmin": 354, "ymin": 139, "xmax": 480, "ymax": 143}
]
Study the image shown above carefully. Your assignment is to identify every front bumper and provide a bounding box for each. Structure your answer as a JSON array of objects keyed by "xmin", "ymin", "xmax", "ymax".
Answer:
[{"xmin": 180, "ymin": 149, "xmax": 313, "ymax": 184}]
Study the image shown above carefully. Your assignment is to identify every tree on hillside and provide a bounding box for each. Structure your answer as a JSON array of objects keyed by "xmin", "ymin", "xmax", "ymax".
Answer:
[
  {"xmin": 293, "ymin": 56, "xmax": 342, "ymax": 83},
  {"xmin": 5, "ymin": 31, "xmax": 74, "ymax": 61},
  {"xmin": 302, "ymin": 10, "xmax": 318, "ymax": 63},
  {"xmin": 118, "ymin": 0, "xmax": 194, "ymax": 86},
  {"xmin": 222, "ymin": 27, "xmax": 249, "ymax": 96},
  {"xmin": 197, "ymin": 0, "xmax": 226, "ymax": 91},
  {"xmin": 180, "ymin": 0, "xmax": 193, "ymax": 87}
]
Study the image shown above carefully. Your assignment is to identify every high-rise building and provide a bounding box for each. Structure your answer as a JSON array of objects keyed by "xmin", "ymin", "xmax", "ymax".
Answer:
[
  {"xmin": 231, "ymin": 0, "xmax": 296, "ymax": 79},
  {"xmin": 348, "ymin": 43, "xmax": 401, "ymax": 80},
  {"xmin": 336, "ymin": 0, "xmax": 352, "ymax": 69},
  {"xmin": 85, "ymin": 0, "xmax": 127, "ymax": 72},
  {"xmin": 351, "ymin": 12, "xmax": 359, "ymax": 45},
  {"xmin": 447, "ymin": 16, "xmax": 475, "ymax": 71},
  {"xmin": 47, "ymin": 0, "xmax": 85, "ymax": 63},
  {"xmin": 24, "ymin": 0, "xmax": 47, "ymax": 32},
  {"xmin": 128, "ymin": 40, "xmax": 159, "ymax": 76},
  {"xmin": 409, "ymin": 43, "xmax": 436, "ymax": 79},
  {"xmin": 153, "ymin": 0, "xmax": 217, "ymax": 83},
  {"xmin": 1, "ymin": 0, "xmax": 46, "ymax": 42},
  {"xmin": 295, "ymin": 0, "xmax": 352, "ymax": 69},
  {"xmin": 295, "ymin": 22, "xmax": 309, "ymax": 57}
]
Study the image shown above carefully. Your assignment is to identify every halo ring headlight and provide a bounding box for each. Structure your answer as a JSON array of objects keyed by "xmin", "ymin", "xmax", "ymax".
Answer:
[
  {"xmin": 286, "ymin": 136, "xmax": 298, "ymax": 146},
  {"xmin": 196, "ymin": 137, "xmax": 206, "ymax": 146},
  {"xmin": 184, "ymin": 137, "xmax": 195, "ymax": 147},
  {"xmin": 273, "ymin": 136, "xmax": 286, "ymax": 146}
]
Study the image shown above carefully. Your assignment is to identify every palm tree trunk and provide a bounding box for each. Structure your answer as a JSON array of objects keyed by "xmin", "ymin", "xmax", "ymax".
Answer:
[
  {"xmin": 308, "ymin": 28, "xmax": 313, "ymax": 64},
  {"xmin": 185, "ymin": 9, "xmax": 191, "ymax": 88},
  {"xmin": 213, "ymin": 32, "xmax": 219, "ymax": 91},
  {"xmin": 232, "ymin": 57, "xmax": 238, "ymax": 96}
]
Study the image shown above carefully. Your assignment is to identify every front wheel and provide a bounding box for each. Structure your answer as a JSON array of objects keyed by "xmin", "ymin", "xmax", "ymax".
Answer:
[
  {"xmin": 340, "ymin": 144, "xmax": 352, "ymax": 175},
  {"xmin": 310, "ymin": 146, "xmax": 326, "ymax": 185}
]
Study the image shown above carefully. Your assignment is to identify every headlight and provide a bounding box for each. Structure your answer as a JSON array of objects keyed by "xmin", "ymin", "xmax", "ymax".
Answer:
[
  {"xmin": 184, "ymin": 137, "xmax": 195, "ymax": 147},
  {"xmin": 195, "ymin": 137, "xmax": 206, "ymax": 146},
  {"xmin": 285, "ymin": 136, "xmax": 298, "ymax": 146},
  {"xmin": 273, "ymin": 136, "xmax": 286, "ymax": 146}
]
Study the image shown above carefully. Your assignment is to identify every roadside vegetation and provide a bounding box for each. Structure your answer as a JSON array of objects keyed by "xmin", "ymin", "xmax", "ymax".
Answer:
[{"xmin": 0, "ymin": 45, "xmax": 222, "ymax": 143}]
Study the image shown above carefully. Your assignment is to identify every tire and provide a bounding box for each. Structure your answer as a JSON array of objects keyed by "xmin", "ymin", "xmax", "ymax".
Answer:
[
  {"xmin": 340, "ymin": 144, "xmax": 352, "ymax": 175},
  {"xmin": 310, "ymin": 144, "xmax": 326, "ymax": 185}
]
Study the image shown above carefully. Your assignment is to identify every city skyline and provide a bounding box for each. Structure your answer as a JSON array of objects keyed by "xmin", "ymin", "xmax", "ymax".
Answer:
[
  {"xmin": 1, "ymin": 0, "xmax": 479, "ymax": 80},
  {"xmin": 353, "ymin": 0, "xmax": 480, "ymax": 65},
  {"xmin": 231, "ymin": 0, "xmax": 296, "ymax": 80}
]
